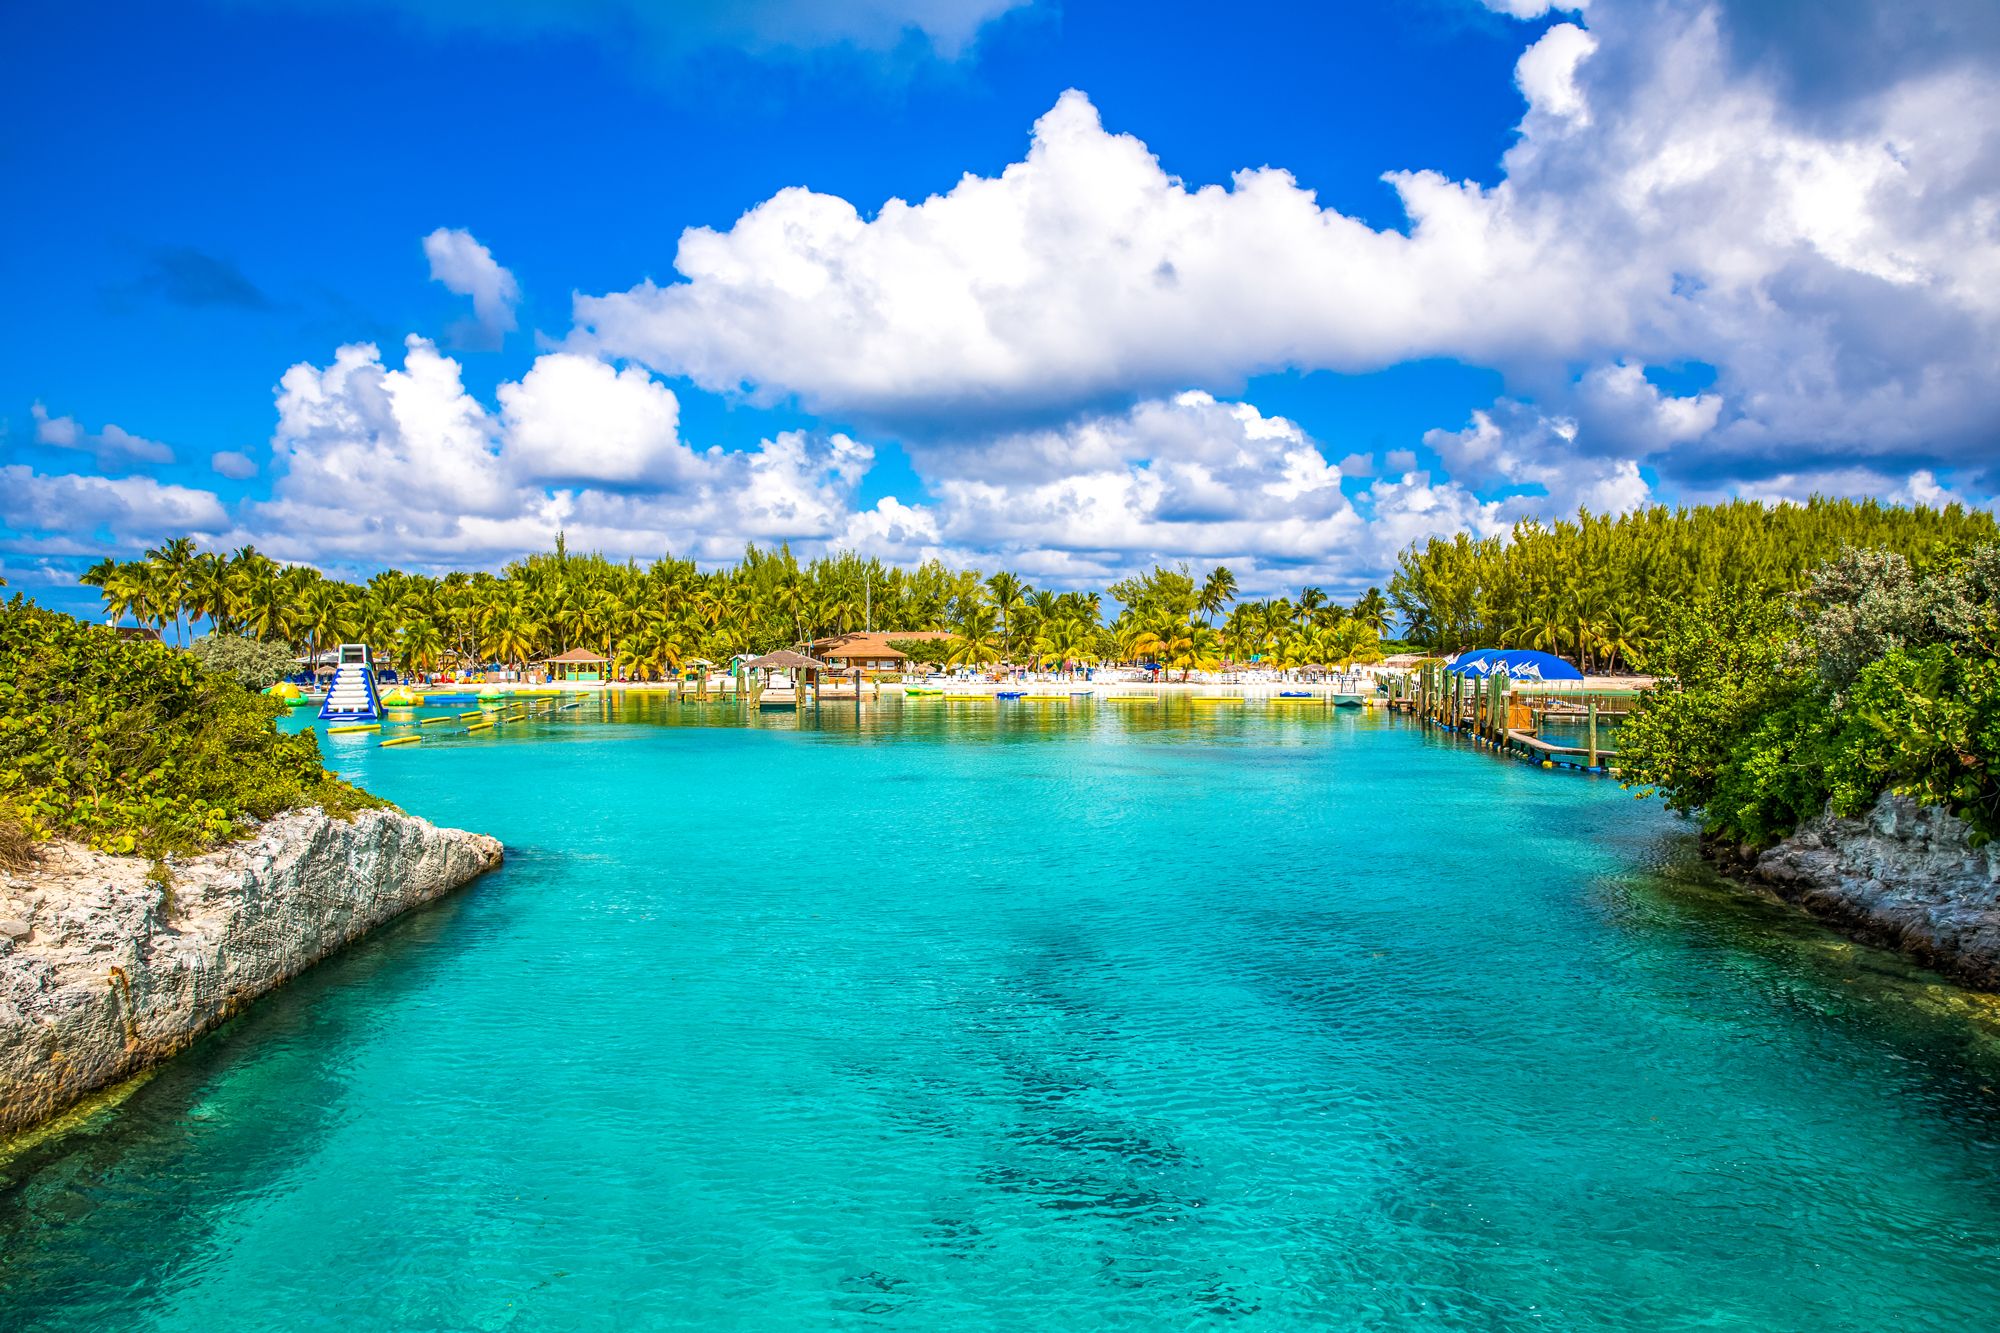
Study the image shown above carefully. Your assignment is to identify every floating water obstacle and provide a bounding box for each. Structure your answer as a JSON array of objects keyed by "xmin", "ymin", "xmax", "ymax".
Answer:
[
  {"xmin": 380, "ymin": 686, "xmax": 421, "ymax": 708},
  {"xmin": 317, "ymin": 644, "xmax": 383, "ymax": 723}
]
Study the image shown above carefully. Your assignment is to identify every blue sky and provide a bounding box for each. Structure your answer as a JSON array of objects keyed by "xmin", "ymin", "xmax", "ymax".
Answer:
[{"xmin": 5, "ymin": 0, "xmax": 1998, "ymax": 616}]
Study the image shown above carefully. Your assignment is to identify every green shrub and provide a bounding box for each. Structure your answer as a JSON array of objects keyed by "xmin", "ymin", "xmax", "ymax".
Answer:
[
  {"xmin": 1625, "ymin": 545, "xmax": 2000, "ymax": 847},
  {"xmin": 185, "ymin": 632, "xmax": 299, "ymax": 691},
  {"xmin": 0, "ymin": 597, "xmax": 388, "ymax": 858},
  {"xmin": 1826, "ymin": 647, "xmax": 2000, "ymax": 838}
]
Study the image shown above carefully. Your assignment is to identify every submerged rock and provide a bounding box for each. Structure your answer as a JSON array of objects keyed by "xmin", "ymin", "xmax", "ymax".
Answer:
[
  {"xmin": 1746, "ymin": 793, "xmax": 2000, "ymax": 990},
  {"xmin": 0, "ymin": 808, "xmax": 501, "ymax": 1137}
]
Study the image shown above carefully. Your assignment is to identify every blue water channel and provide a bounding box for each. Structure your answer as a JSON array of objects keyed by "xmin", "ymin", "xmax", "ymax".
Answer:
[{"xmin": 5, "ymin": 696, "xmax": 2000, "ymax": 1330}]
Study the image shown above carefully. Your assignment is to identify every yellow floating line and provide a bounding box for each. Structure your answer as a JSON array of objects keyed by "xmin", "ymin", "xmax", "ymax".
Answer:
[
  {"xmin": 421, "ymin": 716, "xmax": 455, "ymax": 727},
  {"xmin": 1191, "ymin": 696, "xmax": 1245, "ymax": 704},
  {"xmin": 327, "ymin": 723, "xmax": 381, "ymax": 734},
  {"xmin": 1106, "ymin": 695, "xmax": 1157, "ymax": 703},
  {"xmin": 380, "ymin": 735, "xmax": 421, "ymax": 747},
  {"xmin": 466, "ymin": 722, "xmax": 493, "ymax": 733},
  {"xmin": 459, "ymin": 710, "xmax": 486, "ymax": 720}
]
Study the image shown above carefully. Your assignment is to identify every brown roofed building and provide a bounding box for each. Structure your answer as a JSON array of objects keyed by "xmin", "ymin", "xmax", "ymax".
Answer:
[
  {"xmin": 805, "ymin": 630, "xmax": 956, "ymax": 671},
  {"xmin": 542, "ymin": 646, "xmax": 609, "ymax": 681}
]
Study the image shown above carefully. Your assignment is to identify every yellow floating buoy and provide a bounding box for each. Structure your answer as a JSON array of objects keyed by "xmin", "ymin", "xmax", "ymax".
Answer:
[
  {"xmin": 459, "ymin": 710, "xmax": 485, "ymax": 720},
  {"xmin": 380, "ymin": 735, "xmax": 421, "ymax": 747},
  {"xmin": 327, "ymin": 723, "xmax": 380, "ymax": 734},
  {"xmin": 421, "ymin": 716, "xmax": 454, "ymax": 726},
  {"xmin": 466, "ymin": 722, "xmax": 493, "ymax": 733}
]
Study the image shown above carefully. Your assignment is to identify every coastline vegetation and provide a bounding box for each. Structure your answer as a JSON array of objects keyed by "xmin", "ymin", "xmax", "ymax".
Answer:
[
  {"xmin": 77, "ymin": 537, "xmax": 1398, "ymax": 679},
  {"xmin": 1389, "ymin": 499, "xmax": 1997, "ymax": 671},
  {"xmin": 1621, "ymin": 545, "xmax": 2000, "ymax": 847},
  {"xmin": 0, "ymin": 599, "xmax": 386, "ymax": 859}
]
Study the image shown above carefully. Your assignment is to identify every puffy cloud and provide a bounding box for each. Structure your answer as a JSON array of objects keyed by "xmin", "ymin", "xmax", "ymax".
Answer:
[
  {"xmin": 210, "ymin": 450, "xmax": 259, "ymax": 480},
  {"xmin": 1515, "ymin": 22, "xmax": 1597, "ymax": 125},
  {"xmin": 576, "ymin": 89, "xmax": 1607, "ymax": 426},
  {"xmin": 31, "ymin": 403, "xmax": 174, "ymax": 466},
  {"xmin": 423, "ymin": 227, "xmax": 521, "ymax": 350},
  {"xmin": 879, "ymin": 390, "xmax": 1515, "ymax": 591},
  {"xmin": 573, "ymin": 1, "xmax": 2000, "ymax": 493},
  {"xmin": 497, "ymin": 353, "xmax": 689, "ymax": 486},
  {"xmin": 234, "ymin": 338, "xmax": 911, "ymax": 571},
  {"xmin": 0, "ymin": 465, "xmax": 226, "ymax": 540},
  {"xmin": 1423, "ymin": 403, "xmax": 1653, "ymax": 518}
]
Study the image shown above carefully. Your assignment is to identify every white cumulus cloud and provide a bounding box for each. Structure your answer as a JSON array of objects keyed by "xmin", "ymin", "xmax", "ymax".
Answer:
[
  {"xmin": 0, "ymin": 465, "xmax": 226, "ymax": 540},
  {"xmin": 571, "ymin": 0, "xmax": 2000, "ymax": 497},
  {"xmin": 31, "ymin": 403, "xmax": 175, "ymax": 466},
  {"xmin": 423, "ymin": 227, "xmax": 521, "ymax": 350}
]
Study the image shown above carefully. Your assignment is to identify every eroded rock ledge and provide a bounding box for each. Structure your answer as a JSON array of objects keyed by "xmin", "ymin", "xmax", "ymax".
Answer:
[
  {"xmin": 0, "ymin": 808, "xmax": 502, "ymax": 1137},
  {"xmin": 1710, "ymin": 793, "xmax": 2000, "ymax": 990}
]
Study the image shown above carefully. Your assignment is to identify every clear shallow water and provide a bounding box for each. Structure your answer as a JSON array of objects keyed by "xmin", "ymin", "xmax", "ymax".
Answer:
[{"xmin": 7, "ymin": 698, "xmax": 2000, "ymax": 1331}]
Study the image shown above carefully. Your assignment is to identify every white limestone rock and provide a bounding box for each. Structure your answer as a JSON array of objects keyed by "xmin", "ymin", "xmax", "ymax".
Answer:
[{"xmin": 0, "ymin": 807, "xmax": 501, "ymax": 1136}]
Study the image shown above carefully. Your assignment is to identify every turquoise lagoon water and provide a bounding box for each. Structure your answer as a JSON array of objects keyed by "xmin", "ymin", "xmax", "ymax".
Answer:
[{"xmin": 6, "ymin": 697, "xmax": 2000, "ymax": 1331}]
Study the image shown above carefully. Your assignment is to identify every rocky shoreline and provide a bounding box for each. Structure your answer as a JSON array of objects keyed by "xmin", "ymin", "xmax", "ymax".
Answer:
[
  {"xmin": 1708, "ymin": 793, "xmax": 2000, "ymax": 990},
  {"xmin": 0, "ymin": 808, "xmax": 501, "ymax": 1138}
]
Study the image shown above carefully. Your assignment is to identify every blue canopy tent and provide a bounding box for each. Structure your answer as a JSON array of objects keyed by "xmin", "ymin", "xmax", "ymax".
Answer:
[{"xmin": 1445, "ymin": 649, "xmax": 1584, "ymax": 682}]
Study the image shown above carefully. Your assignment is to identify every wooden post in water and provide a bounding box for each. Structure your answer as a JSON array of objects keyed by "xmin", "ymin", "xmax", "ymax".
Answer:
[{"xmin": 1587, "ymin": 699, "xmax": 1599, "ymax": 769}]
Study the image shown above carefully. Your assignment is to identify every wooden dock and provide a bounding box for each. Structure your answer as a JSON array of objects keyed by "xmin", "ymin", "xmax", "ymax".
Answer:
[{"xmin": 1400, "ymin": 660, "xmax": 1622, "ymax": 775}]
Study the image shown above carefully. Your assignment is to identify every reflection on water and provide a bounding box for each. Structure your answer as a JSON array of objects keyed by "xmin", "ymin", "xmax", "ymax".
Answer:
[{"xmin": 6, "ymin": 698, "xmax": 2000, "ymax": 1331}]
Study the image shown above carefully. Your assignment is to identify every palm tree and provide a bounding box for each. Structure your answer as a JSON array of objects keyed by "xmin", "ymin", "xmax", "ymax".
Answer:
[
  {"xmin": 479, "ymin": 600, "xmax": 537, "ymax": 671},
  {"xmin": 1352, "ymin": 586, "xmax": 1391, "ymax": 636},
  {"xmin": 144, "ymin": 536, "xmax": 199, "ymax": 645},
  {"xmin": 986, "ymin": 571, "xmax": 1029, "ymax": 651},
  {"xmin": 1331, "ymin": 619, "xmax": 1384, "ymax": 670},
  {"xmin": 945, "ymin": 605, "xmax": 1002, "ymax": 668},
  {"xmin": 398, "ymin": 619, "xmax": 446, "ymax": 675},
  {"xmin": 1197, "ymin": 566, "xmax": 1237, "ymax": 624},
  {"xmin": 184, "ymin": 552, "xmax": 234, "ymax": 636}
]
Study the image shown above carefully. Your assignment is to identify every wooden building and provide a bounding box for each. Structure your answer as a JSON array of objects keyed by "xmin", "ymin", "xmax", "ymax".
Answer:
[
  {"xmin": 803, "ymin": 630, "xmax": 956, "ymax": 672},
  {"xmin": 542, "ymin": 647, "xmax": 609, "ymax": 682}
]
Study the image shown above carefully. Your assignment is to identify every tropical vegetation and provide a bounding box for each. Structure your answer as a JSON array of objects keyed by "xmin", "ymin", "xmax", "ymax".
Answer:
[
  {"xmin": 186, "ymin": 632, "xmax": 300, "ymax": 692},
  {"xmin": 0, "ymin": 598, "xmax": 385, "ymax": 859},
  {"xmin": 1621, "ymin": 544, "xmax": 2000, "ymax": 846},
  {"xmin": 74, "ymin": 538, "xmax": 1396, "ymax": 678},
  {"xmin": 1389, "ymin": 499, "xmax": 1999, "ymax": 672}
]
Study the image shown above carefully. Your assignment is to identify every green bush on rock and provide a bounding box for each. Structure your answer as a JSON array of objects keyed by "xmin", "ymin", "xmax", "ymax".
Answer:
[
  {"xmin": 1623, "ymin": 545, "xmax": 2000, "ymax": 847},
  {"xmin": 0, "ymin": 597, "xmax": 387, "ymax": 858}
]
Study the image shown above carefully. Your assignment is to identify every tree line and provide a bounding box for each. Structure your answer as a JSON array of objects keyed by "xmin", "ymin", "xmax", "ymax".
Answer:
[
  {"xmin": 76, "ymin": 538, "xmax": 1397, "ymax": 678},
  {"xmin": 1387, "ymin": 499, "xmax": 1999, "ymax": 673},
  {"xmin": 75, "ymin": 497, "xmax": 1994, "ymax": 680}
]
